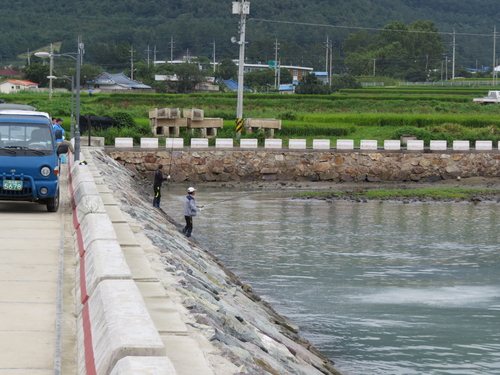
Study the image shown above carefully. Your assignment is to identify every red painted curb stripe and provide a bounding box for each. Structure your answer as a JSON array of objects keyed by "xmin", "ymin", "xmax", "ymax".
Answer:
[
  {"xmin": 80, "ymin": 255, "xmax": 89, "ymax": 305},
  {"xmin": 82, "ymin": 303, "xmax": 97, "ymax": 375},
  {"xmin": 76, "ymin": 228, "xmax": 85, "ymax": 258},
  {"xmin": 73, "ymin": 208, "xmax": 80, "ymax": 230},
  {"xmin": 69, "ymin": 157, "xmax": 97, "ymax": 374}
]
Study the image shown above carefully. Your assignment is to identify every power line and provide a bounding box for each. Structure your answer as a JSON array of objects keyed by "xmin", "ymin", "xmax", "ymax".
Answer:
[{"xmin": 248, "ymin": 18, "xmax": 498, "ymax": 38}]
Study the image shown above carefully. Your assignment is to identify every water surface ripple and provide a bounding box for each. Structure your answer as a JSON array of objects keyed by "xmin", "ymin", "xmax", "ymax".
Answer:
[{"xmin": 166, "ymin": 187, "xmax": 500, "ymax": 375}]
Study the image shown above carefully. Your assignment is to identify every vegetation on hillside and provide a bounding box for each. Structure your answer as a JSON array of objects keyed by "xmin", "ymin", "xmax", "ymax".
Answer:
[{"xmin": 1, "ymin": 0, "xmax": 499, "ymax": 75}]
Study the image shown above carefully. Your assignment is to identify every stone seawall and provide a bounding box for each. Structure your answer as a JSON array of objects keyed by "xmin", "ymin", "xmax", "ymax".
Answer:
[
  {"xmin": 106, "ymin": 148, "xmax": 500, "ymax": 183},
  {"xmin": 91, "ymin": 148, "xmax": 344, "ymax": 375}
]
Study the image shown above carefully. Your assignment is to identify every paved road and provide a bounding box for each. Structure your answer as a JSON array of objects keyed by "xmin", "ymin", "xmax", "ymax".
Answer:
[{"xmin": 0, "ymin": 164, "xmax": 76, "ymax": 375}]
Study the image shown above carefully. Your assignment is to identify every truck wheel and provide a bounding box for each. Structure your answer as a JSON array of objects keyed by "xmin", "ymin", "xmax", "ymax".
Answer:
[{"xmin": 46, "ymin": 189, "xmax": 60, "ymax": 212}]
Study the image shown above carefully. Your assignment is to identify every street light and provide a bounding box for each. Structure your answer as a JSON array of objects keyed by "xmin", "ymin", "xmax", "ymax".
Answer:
[
  {"xmin": 47, "ymin": 75, "xmax": 75, "ymax": 139},
  {"xmin": 35, "ymin": 43, "xmax": 83, "ymax": 161}
]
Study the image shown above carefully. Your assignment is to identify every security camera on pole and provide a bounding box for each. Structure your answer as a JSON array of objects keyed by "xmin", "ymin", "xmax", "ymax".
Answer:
[{"xmin": 232, "ymin": 0, "xmax": 250, "ymax": 138}]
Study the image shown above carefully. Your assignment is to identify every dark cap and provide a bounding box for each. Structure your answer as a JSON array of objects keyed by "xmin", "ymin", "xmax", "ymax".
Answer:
[{"xmin": 56, "ymin": 118, "xmax": 63, "ymax": 122}]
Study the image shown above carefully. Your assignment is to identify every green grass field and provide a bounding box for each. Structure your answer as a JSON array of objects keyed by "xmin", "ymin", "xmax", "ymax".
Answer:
[{"xmin": 5, "ymin": 87, "xmax": 500, "ymax": 146}]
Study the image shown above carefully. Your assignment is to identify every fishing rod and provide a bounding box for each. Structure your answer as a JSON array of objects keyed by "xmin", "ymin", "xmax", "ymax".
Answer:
[
  {"xmin": 202, "ymin": 190, "xmax": 269, "ymax": 208},
  {"xmin": 167, "ymin": 136, "xmax": 174, "ymax": 179},
  {"xmin": 201, "ymin": 195, "xmax": 252, "ymax": 208}
]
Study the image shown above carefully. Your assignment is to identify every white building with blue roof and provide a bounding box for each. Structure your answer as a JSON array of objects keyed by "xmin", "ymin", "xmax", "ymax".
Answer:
[{"xmin": 89, "ymin": 72, "xmax": 152, "ymax": 90}]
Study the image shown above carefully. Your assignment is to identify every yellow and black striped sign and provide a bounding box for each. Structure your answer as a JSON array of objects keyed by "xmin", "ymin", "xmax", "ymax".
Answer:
[{"xmin": 235, "ymin": 118, "xmax": 243, "ymax": 133}]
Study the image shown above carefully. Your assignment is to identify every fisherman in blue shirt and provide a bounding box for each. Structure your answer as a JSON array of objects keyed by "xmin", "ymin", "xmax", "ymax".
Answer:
[
  {"xmin": 53, "ymin": 118, "xmax": 74, "ymax": 153},
  {"xmin": 183, "ymin": 187, "xmax": 203, "ymax": 237},
  {"xmin": 53, "ymin": 118, "xmax": 65, "ymax": 143}
]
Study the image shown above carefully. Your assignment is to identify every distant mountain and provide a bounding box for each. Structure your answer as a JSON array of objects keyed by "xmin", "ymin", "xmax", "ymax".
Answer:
[{"xmin": 1, "ymin": 0, "xmax": 499, "ymax": 70}]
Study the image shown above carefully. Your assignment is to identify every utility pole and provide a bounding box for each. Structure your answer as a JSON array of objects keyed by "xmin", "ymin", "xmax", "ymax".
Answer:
[
  {"xmin": 494, "ymin": 26, "xmax": 497, "ymax": 85},
  {"xmin": 212, "ymin": 38, "xmax": 216, "ymax": 73},
  {"xmin": 49, "ymin": 44, "xmax": 53, "ymax": 100},
  {"xmin": 325, "ymin": 36, "xmax": 329, "ymax": 84},
  {"xmin": 324, "ymin": 37, "xmax": 333, "ymax": 85},
  {"xmin": 130, "ymin": 47, "xmax": 135, "ymax": 80},
  {"xmin": 153, "ymin": 45, "xmax": 158, "ymax": 64},
  {"xmin": 145, "ymin": 44, "xmax": 152, "ymax": 67},
  {"xmin": 329, "ymin": 41, "xmax": 333, "ymax": 84},
  {"xmin": 452, "ymin": 29, "xmax": 456, "ymax": 80},
  {"xmin": 274, "ymin": 39, "xmax": 280, "ymax": 88},
  {"xmin": 373, "ymin": 59, "xmax": 376, "ymax": 77},
  {"xmin": 445, "ymin": 55, "xmax": 448, "ymax": 80},
  {"xmin": 75, "ymin": 36, "xmax": 84, "ymax": 162},
  {"xmin": 170, "ymin": 37, "xmax": 175, "ymax": 63},
  {"xmin": 232, "ymin": 0, "xmax": 249, "ymax": 138}
]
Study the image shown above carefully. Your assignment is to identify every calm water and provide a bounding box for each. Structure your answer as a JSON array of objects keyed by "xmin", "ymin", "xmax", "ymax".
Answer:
[{"xmin": 165, "ymin": 186, "xmax": 500, "ymax": 375}]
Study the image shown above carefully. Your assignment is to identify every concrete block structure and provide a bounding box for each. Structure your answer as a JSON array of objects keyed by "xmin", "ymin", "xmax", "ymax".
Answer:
[
  {"xmin": 430, "ymin": 140, "xmax": 447, "ymax": 150},
  {"xmin": 313, "ymin": 139, "xmax": 330, "ymax": 149},
  {"xmin": 148, "ymin": 108, "xmax": 180, "ymax": 119},
  {"xmin": 244, "ymin": 118, "xmax": 282, "ymax": 138},
  {"xmin": 407, "ymin": 140, "xmax": 424, "ymax": 150},
  {"xmin": 289, "ymin": 139, "xmax": 306, "ymax": 149},
  {"xmin": 476, "ymin": 140, "xmax": 493, "ymax": 150},
  {"xmin": 183, "ymin": 108, "xmax": 204, "ymax": 121},
  {"xmin": 265, "ymin": 139, "xmax": 282, "ymax": 148},
  {"xmin": 150, "ymin": 118, "xmax": 188, "ymax": 137},
  {"xmin": 336, "ymin": 139, "xmax": 354, "ymax": 149},
  {"xmin": 240, "ymin": 139, "xmax": 258, "ymax": 148},
  {"xmin": 384, "ymin": 140, "xmax": 401, "ymax": 150},
  {"xmin": 188, "ymin": 117, "xmax": 223, "ymax": 138},
  {"xmin": 453, "ymin": 140, "xmax": 470, "ymax": 150},
  {"xmin": 149, "ymin": 107, "xmax": 222, "ymax": 138},
  {"xmin": 360, "ymin": 140, "xmax": 378, "ymax": 150}
]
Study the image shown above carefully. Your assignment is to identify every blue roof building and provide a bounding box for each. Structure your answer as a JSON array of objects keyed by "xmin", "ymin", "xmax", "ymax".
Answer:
[
  {"xmin": 89, "ymin": 72, "xmax": 152, "ymax": 90},
  {"xmin": 223, "ymin": 78, "xmax": 250, "ymax": 92}
]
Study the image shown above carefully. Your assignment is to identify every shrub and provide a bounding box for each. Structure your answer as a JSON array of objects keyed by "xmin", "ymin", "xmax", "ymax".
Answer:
[
  {"xmin": 393, "ymin": 126, "xmax": 435, "ymax": 145},
  {"xmin": 107, "ymin": 111, "xmax": 135, "ymax": 128},
  {"xmin": 278, "ymin": 111, "xmax": 297, "ymax": 120}
]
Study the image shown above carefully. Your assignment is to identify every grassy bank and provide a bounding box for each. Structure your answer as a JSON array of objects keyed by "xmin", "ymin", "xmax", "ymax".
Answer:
[
  {"xmin": 296, "ymin": 187, "xmax": 500, "ymax": 200},
  {"xmin": 4, "ymin": 88, "xmax": 500, "ymax": 146}
]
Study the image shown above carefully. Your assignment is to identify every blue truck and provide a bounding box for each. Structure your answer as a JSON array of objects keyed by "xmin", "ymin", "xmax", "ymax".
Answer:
[{"xmin": 0, "ymin": 105, "xmax": 69, "ymax": 212}]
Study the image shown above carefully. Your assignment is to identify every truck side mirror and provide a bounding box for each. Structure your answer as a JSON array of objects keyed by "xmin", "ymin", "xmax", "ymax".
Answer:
[
  {"xmin": 56, "ymin": 143, "xmax": 69, "ymax": 155},
  {"xmin": 55, "ymin": 129, "xmax": 63, "ymax": 140}
]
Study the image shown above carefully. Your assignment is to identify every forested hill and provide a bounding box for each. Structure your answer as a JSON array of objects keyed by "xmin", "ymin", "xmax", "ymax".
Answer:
[{"xmin": 2, "ymin": 0, "xmax": 500, "ymax": 70}]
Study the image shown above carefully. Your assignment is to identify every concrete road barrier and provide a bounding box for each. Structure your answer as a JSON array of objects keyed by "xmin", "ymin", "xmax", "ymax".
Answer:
[
  {"xmin": 110, "ymin": 356, "xmax": 177, "ymax": 375},
  {"xmin": 70, "ymin": 157, "xmax": 169, "ymax": 375},
  {"xmin": 77, "ymin": 280, "xmax": 166, "ymax": 375},
  {"xmin": 76, "ymin": 239, "xmax": 132, "ymax": 305}
]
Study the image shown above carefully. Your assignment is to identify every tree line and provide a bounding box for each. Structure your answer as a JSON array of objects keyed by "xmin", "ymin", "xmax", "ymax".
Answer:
[{"xmin": 1, "ymin": 0, "xmax": 500, "ymax": 72}]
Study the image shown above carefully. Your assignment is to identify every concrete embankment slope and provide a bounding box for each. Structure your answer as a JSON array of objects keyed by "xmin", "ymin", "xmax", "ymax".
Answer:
[{"xmin": 73, "ymin": 146, "xmax": 344, "ymax": 375}]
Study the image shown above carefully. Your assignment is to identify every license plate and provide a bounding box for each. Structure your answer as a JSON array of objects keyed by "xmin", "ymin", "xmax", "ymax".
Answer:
[{"xmin": 3, "ymin": 180, "xmax": 23, "ymax": 191}]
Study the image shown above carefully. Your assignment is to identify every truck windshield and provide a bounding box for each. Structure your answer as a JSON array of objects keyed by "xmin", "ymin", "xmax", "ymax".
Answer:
[{"xmin": 0, "ymin": 124, "xmax": 53, "ymax": 150}]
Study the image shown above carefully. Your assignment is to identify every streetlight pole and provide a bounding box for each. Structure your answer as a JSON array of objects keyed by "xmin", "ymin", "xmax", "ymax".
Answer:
[
  {"xmin": 232, "ymin": 0, "xmax": 249, "ymax": 138},
  {"xmin": 49, "ymin": 44, "xmax": 53, "ymax": 100},
  {"xmin": 75, "ymin": 41, "xmax": 82, "ymax": 161},
  {"xmin": 35, "ymin": 39, "xmax": 83, "ymax": 161}
]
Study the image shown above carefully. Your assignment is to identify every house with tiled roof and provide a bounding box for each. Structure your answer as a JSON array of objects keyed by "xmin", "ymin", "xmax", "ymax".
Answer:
[
  {"xmin": 88, "ymin": 72, "xmax": 152, "ymax": 90},
  {"xmin": 0, "ymin": 79, "xmax": 38, "ymax": 94},
  {"xmin": 0, "ymin": 68, "xmax": 22, "ymax": 77}
]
